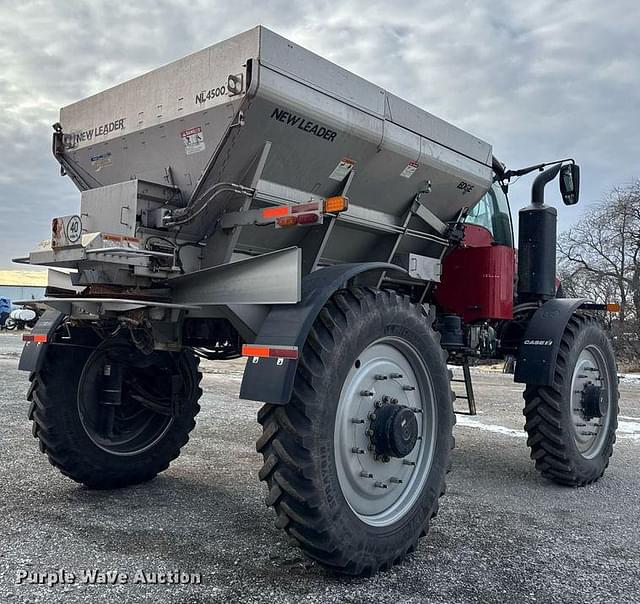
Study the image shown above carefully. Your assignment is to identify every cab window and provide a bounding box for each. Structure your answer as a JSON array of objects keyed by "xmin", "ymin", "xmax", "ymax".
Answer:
[{"xmin": 465, "ymin": 183, "xmax": 513, "ymax": 247}]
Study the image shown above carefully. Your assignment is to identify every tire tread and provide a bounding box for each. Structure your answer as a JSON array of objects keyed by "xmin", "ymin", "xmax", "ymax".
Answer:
[
  {"xmin": 523, "ymin": 314, "xmax": 618, "ymax": 486},
  {"xmin": 257, "ymin": 287, "xmax": 455, "ymax": 575}
]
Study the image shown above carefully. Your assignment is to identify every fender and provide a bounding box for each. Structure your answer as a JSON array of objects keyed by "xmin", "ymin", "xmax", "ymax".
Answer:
[
  {"xmin": 513, "ymin": 298, "xmax": 589, "ymax": 385},
  {"xmin": 18, "ymin": 310, "xmax": 65, "ymax": 372},
  {"xmin": 240, "ymin": 262, "xmax": 406, "ymax": 404}
]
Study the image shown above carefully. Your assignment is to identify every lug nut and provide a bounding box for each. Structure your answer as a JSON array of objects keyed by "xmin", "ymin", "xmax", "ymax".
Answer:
[
  {"xmin": 402, "ymin": 460, "xmax": 416, "ymax": 466},
  {"xmin": 351, "ymin": 417, "xmax": 365, "ymax": 424},
  {"xmin": 390, "ymin": 373, "xmax": 403, "ymax": 379},
  {"xmin": 382, "ymin": 395, "xmax": 390, "ymax": 403},
  {"xmin": 374, "ymin": 481, "xmax": 388, "ymax": 489},
  {"xmin": 351, "ymin": 447, "xmax": 365, "ymax": 454},
  {"xmin": 402, "ymin": 385, "xmax": 416, "ymax": 391},
  {"xmin": 389, "ymin": 477, "xmax": 403, "ymax": 484},
  {"xmin": 390, "ymin": 398, "xmax": 399, "ymax": 404},
  {"xmin": 360, "ymin": 471, "xmax": 374, "ymax": 479},
  {"xmin": 366, "ymin": 429, "xmax": 374, "ymax": 436},
  {"xmin": 374, "ymin": 400, "xmax": 383, "ymax": 408},
  {"xmin": 375, "ymin": 374, "xmax": 388, "ymax": 380},
  {"xmin": 360, "ymin": 390, "xmax": 374, "ymax": 397},
  {"xmin": 368, "ymin": 413, "xmax": 377, "ymax": 421}
]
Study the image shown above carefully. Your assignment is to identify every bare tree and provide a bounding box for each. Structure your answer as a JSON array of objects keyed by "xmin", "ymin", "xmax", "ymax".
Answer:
[
  {"xmin": 558, "ymin": 180, "xmax": 640, "ymax": 360},
  {"xmin": 558, "ymin": 180, "xmax": 640, "ymax": 323}
]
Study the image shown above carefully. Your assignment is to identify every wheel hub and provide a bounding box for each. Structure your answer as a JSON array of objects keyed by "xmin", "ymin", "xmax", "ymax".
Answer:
[
  {"xmin": 333, "ymin": 338, "xmax": 437, "ymax": 526},
  {"xmin": 581, "ymin": 383, "xmax": 607, "ymax": 420},
  {"xmin": 369, "ymin": 403, "xmax": 418, "ymax": 459},
  {"xmin": 78, "ymin": 342, "xmax": 183, "ymax": 456},
  {"xmin": 569, "ymin": 344, "xmax": 612, "ymax": 457}
]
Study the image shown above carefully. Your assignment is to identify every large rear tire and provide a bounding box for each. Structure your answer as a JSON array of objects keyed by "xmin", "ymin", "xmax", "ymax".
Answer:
[
  {"xmin": 256, "ymin": 288, "xmax": 454, "ymax": 575},
  {"xmin": 28, "ymin": 340, "xmax": 202, "ymax": 489},
  {"xmin": 523, "ymin": 314, "xmax": 618, "ymax": 486}
]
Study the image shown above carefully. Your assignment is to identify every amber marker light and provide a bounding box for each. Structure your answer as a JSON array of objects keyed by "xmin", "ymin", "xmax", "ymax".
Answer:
[{"xmin": 324, "ymin": 196, "xmax": 348, "ymax": 213}]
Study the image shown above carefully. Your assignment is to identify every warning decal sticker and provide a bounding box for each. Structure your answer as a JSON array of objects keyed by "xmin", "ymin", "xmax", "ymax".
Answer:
[
  {"xmin": 91, "ymin": 152, "xmax": 112, "ymax": 171},
  {"xmin": 329, "ymin": 158, "xmax": 356, "ymax": 181},
  {"xmin": 181, "ymin": 126, "xmax": 206, "ymax": 155},
  {"xmin": 400, "ymin": 161, "xmax": 419, "ymax": 178}
]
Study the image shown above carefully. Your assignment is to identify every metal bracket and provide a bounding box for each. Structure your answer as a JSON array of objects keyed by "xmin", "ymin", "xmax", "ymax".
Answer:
[
  {"xmin": 15, "ymin": 297, "xmax": 198, "ymax": 317},
  {"xmin": 411, "ymin": 199, "xmax": 448, "ymax": 236},
  {"xmin": 407, "ymin": 254, "xmax": 441, "ymax": 282},
  {"xmin": 299, "ymin": 169, "xmax": 356, "ymax": 275}
]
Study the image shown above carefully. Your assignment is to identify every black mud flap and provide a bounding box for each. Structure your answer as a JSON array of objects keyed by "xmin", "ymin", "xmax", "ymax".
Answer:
[
  {"xmin": 18, "ymin": 310, "xmax": 64, "ymax": 372},
  {"xmin": 514, "ymin": 298, "xmax": 589, "ymax": 386},
  {"xmin": 240, "ymin": 262, "xmax": 406, "ymax": 404}
]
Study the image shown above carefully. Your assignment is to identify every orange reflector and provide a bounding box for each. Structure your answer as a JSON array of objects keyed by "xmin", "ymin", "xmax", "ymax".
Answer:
[
  {"xmin": 606, "ymin": 303, "xmax": 620, "ymax": 312},
  {"xmin": 242, "ymin": 344, "xmax": 299, "ymax": 359},
  {"xmin": 324, "ymin": 196, "xmax": 348, "ymax": 213},
  {"xmin": 23, "ymin": 334, "xmax": 47, "ymax": 343},
  {"xmin": 262, "ymin": 206, "xmax": 289, "ymax": 219},
  {"xmin": 242, "ymin": 345, "xmax": 270, "ymax": 357},
  {"xmin": 276, "ymin": 215, "xmax": 299, "ymax": 227}
]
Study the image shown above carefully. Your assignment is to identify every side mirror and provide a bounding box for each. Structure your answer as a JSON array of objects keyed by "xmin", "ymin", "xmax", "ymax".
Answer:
[{"xmin": 560, "ymin": 164, "xmax": 580, "ymax": 205}]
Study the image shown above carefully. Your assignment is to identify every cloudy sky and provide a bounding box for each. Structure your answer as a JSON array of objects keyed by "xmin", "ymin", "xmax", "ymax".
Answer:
[{"xmin": 0, "ymin": 0, "xmax": 638, "ymax": 267}]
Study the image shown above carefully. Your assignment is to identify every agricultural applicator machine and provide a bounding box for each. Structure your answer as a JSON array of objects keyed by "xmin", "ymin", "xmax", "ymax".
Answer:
[{"xmin": 16, "ymin": 27, "xmax": 619, "ymax": 575}]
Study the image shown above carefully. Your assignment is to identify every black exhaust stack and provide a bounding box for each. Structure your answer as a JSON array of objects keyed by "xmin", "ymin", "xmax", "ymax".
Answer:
[{"xmin": 517, "ymin": 164, "xmax": 561, "ymax": 302}]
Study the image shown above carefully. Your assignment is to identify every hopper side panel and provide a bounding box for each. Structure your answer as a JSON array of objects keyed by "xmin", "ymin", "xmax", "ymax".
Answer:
[{"xmin": 59, "ymin": 27, "xmax": 261, "ymax": 152}]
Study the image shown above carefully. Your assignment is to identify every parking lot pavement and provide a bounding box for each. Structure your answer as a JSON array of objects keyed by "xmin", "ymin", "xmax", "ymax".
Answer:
[{"xmin": 1, "ymin": 330, "xmax": 639, "ymax": 603}]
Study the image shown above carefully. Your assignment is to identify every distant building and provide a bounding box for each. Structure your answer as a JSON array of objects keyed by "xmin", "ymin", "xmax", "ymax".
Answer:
[{"xmin": 0, "ymin": 270, "xmax": 47, "ymax": 306}]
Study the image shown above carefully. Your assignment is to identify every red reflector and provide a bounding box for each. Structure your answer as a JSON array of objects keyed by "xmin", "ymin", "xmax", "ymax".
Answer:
[
  {"xmin": 242, "ymin": 344, "xmax": 298, "ymax": 359},
  {"xmin": 23, "ymin": 334, "xmax": 47, "ymax": 343},
  {"xmin": 262, "ymin": 206, "xmax": 289, "ymax": 219},
  {"xmin": 268, "ymin": 347, "xmax": 299, "ymax": 359},
  {"xmin": 296, "ymin": 213, "xmax": 320, "ymax": 224}
]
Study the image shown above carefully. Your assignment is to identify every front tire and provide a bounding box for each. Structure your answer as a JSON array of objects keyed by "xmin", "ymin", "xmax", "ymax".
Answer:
[
  {"xmin": 28, "ymin": 340, "xmax": 202, "ymax": 489},
  {"xmin": 256, "ymin": 288, "xmax": 454, "ymax": 575},
  {"xmin": 523, "ymin": 314, "xmax": 618, "ymax": 486}
]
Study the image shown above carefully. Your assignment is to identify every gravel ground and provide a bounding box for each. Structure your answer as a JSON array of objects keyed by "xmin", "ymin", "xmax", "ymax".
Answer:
[{"xmin": 0, "ymin": 330, "xmax": 639, "ymax": 603}]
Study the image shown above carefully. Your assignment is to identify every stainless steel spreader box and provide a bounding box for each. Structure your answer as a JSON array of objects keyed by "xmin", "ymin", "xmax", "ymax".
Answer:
[{"xmin": 28, "ymin": 25, "xmax": 494, "ymax": 283}]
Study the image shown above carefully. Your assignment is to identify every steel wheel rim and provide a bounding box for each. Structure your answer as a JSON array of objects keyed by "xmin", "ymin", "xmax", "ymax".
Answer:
[
  {"xmin": 334, "ymin": 337, "xmax": 437, "ymax": 527},
  {"xmin": 78, "ymin": 347, "xmax": 177, "ymax": 457},
  {"xmin": 569, "ymin": 344, "xmax": 612, "ymax": 458}
]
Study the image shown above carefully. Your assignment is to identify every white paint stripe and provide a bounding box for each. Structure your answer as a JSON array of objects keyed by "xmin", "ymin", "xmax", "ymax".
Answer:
[
  {"xmin": 455, "ymin": 415, "xmax": 640, "ymax": 443},
  {"xmin": 618, "ymin": 420, "xmax": 640, "ymax": 436},
  {"xmin": 455, "ymin": 415, "xmax": 526, "ymax": 438}
]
